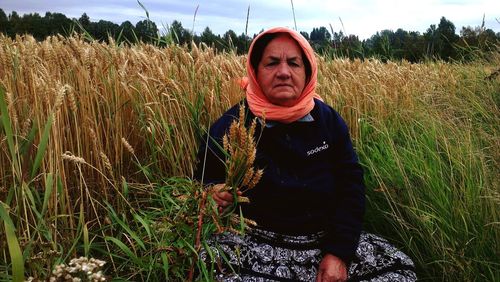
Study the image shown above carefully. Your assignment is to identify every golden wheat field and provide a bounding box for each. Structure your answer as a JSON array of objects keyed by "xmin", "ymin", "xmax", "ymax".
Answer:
[{"xmin": 0, "ymin": 34, "xmax": 498, "ymax": 281}]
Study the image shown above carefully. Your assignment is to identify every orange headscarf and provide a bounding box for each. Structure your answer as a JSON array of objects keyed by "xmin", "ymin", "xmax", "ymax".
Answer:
[{"xmin": 243, "ymin": 27, "xmax": 320, "ymax": 123}]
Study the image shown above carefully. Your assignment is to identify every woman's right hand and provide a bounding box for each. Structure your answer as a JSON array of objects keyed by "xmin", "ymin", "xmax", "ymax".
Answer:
[{"xmin": 210, "ymin": 184, "xmax": 241, "ymax": 210}]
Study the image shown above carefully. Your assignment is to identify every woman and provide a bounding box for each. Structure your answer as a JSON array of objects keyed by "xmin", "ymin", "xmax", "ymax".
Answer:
[{"xmin": 196, "ymin": 27, "xmax": 416, "ymax": 281}]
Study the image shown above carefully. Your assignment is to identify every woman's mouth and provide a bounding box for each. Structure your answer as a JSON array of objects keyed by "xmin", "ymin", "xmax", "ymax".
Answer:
[{"xmin": 274, "ymin": 84, "xmax": 292, "ymax": 88}]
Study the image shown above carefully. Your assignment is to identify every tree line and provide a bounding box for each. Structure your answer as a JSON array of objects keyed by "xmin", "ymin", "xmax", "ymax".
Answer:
[{"xmin": 1, "ymin": 8, "xmax": 498, "ymax": 62}]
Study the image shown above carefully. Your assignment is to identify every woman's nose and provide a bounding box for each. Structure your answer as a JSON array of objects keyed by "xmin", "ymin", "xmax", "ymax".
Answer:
[{"xmin": 276, "ymin": 62, "xmax": 291, "ymax": 79}]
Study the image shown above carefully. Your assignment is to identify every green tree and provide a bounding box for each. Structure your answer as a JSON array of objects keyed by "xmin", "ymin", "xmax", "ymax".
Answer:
[
  {"xmin": 0, "ymin": 9, "xmax": 9, "ymax": 35},
  {"xmin": 135, "ymin": 19, "xmax": 158, "ymax": 43},
  {"xmin": 392, "ymin": 28, "xmax": 408, "ymax": 60},
  {"xmin": 91, "ymin": 20, "xmax": 119, "ymax": 42},
  {"xmin": 405, "ymin": 31, "xmax": 426, "ymax": 62},
  {"xmin": 200, "ymin": 27, "xmax": 217, "ymax": 46},
  {"xmin": 119, "ymin": 20, "xmax": 136, "ymax": 43},
  {"xmin": 310, "ymin": 26, "xmax": 331, "ymax": 53},
  {"xmin": 425, "ymin": 17, "xmax": 459, "ymax": 60},
  {"xmin": 21, "ymin": 13, "xmax": 45, "ymax": 40},
  {"xmin": 365, "ymin": 30, "xmax": 394, "ymax": 61},
  {"xmin": 436, "ymin": 17, "xmax": 459, "ymax": 60},
  {"xmin": 424, "ymin": 24, "xmax": 438, "ymax": 58},
  {"xmin": 223, "ymin": 29, "xmax": 238, "ymax": 52},
  {"xmin": 236, "ymin": 33, "xmax": 251, "ymax": 54},
  {"xmin": 8, "ymin": 11, "xmax": 21, "ymax": 37},
  {"xmin": 458, "ymin": 25, "xmax": 500, "ymax": 60},
  {"xmin": 300, "ymin": 31, "xmax": 309, "ymax": 41},
  {"xmin": 330, "ymin": 30, "xmax": 364, "ymax": 59},
  {"xmin": 78, "ymin": 13, "xmax": 91, "ymax": 30},
  {"xmin": 43, "ymin": 12, "xmax": 73, "ymax": 37},
  {"xmin": 169, "ymin": 20, "xmax": 191, "ymax": 45},
  {"xmin": 340, "ymin": 34, "xmax": 363, "ymax": 59}
]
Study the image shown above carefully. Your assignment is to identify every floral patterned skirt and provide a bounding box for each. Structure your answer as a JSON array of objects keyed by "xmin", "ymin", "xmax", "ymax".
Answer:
[{"xmin": 200, "ymin": 228, "xmax": 416, "ymax": 281}]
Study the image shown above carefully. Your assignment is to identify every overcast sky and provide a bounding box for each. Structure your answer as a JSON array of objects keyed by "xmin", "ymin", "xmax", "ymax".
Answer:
[{"xmin": 1, "ymin": 0, "xmax": 499, "ymax": 39}]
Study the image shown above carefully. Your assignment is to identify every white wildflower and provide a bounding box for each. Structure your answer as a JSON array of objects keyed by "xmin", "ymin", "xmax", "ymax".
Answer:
[
  {"xmin": 50, "ymin": 256, "xmax": 107, "ymax": 281},
  {"xmin": 81, "ymin": 263, "xmax": 89, "ymax": 273}
]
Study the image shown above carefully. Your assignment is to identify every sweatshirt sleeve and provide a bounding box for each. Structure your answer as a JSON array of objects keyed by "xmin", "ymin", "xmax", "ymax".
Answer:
[{"xmin": 322, "ymin": 112, "xmax": 365, "ymax": 264}]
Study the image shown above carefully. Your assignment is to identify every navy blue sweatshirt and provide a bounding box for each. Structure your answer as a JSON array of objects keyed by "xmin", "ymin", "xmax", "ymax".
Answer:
[{"xmin": 195, "ymin": 99, "xmax": 365, "ymax": 264}]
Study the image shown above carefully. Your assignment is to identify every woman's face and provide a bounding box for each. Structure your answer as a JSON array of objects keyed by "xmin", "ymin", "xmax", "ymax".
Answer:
[{"xmin": 256, "ymin": 35, "xmax": 306, "ymax": 107}]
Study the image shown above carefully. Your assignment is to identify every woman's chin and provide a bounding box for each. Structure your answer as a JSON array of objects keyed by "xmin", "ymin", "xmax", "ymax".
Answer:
[
  {"xmin": 271, "ymin": 99, "xmax": 296, "ymax": 107},
  {"xmin": 268, "ymin": 95, "xmax": 299, "ymax": 107}
]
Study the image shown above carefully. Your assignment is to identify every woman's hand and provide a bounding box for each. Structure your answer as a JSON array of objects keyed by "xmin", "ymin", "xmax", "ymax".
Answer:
[
  {"xmin": 316, "ymin": 254, "xmax": 347, "ymax": 282},
  {"xmin": 210, "ymin": 184, "xmax": 242, "ymax": 211}
]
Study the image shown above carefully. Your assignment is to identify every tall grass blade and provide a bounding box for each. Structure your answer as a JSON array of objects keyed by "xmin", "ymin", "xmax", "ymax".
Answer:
[
  {"xmin": 245, "ymin": 5, "xmax": 250, "ymax": 38},
  {"xmin": 23, "ymin": 182, "xmax": 41, "ymax": 219},
  {"xmin": 72, "ymin": 19, "xmax": 95, "ymax": 41},
  {"xmin": 41, "ymin": 173, "xmax": 53, "ymax": 217},
  {"xmin": 83, "ymin": 223, "xmax": 90, "ymax": 257},
  {"xmin": 19, "ymin": 121, "xmax": 38, "ymax": 157},
  {"xmin": 192, "ymin": 4, "xmax": 199, "ymax": 35},
  {"xmin": 30, "ymin": 114, "xmax": 53, "ymax": 179},
  {"xmin": 105, "ymin": 236, "xmax": 144, "ymax": 267},
  {"xmin": 0, "ymin": 202, "xmax": 24, "ymax": 282},
  {"xmin": 133, "ymin": 212, "xmax": 151, "ymax": 238},
  {"xmin": 105, "ymin": 202, "xmax": 146, "ymax": 250},
  {"xmin": 137, "ymin": 0, "xmax": 150, "ymax": 20},
  {"xmin": 160, "ymin": 252, "xmax": 169, "ymax": 279},
  {"xmin": 290, "ymin": 0, "xmax": 297, "ymax": 31},
  {"xmin": 0, "ymin": 85, "xmax": 19, "ymax": 175}
]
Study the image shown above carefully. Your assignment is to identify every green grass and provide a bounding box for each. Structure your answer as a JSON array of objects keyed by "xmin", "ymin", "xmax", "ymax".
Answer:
[
  {"xmin": 357, "ymin": 69, "xmax": 499, "ymax": 280},
  {"xmin": 93, "ymin": 177, "xmax": 218, "ymax": 281}
]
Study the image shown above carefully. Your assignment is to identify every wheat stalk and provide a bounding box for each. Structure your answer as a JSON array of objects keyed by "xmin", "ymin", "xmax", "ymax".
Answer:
[
  {"xmin": 223, "ymin": 105, "xmax": 263, "ymax": 195},
  {"xmin": 121, "ymin": 137, "xmax": 135, "ymax": 155},
  {"xmin": 61, "ymin": 151, "xmax": 86, "ymax": 164}
]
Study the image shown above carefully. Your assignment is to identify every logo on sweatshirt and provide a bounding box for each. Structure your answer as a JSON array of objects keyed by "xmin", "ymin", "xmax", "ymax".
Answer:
[{"xmin": 307, "ymin": 141, "xmax": 329, "ymax": 156}]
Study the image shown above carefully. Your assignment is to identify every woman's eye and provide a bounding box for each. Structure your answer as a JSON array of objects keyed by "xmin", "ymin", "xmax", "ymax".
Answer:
[{"xmin": 266, "ymin": 62, "xmax": 278, "ymax": 66}]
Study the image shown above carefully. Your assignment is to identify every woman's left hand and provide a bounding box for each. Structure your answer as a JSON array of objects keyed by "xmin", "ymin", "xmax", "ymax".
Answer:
[{"xmin": 316, "ymin": 254, "xmax": 347, "ymax": 282}]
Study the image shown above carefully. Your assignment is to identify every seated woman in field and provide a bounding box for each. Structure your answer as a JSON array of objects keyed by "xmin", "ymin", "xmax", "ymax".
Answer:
[{"xmin": 196, "ymin": 27, "xmax": 416, "ymax": 281}]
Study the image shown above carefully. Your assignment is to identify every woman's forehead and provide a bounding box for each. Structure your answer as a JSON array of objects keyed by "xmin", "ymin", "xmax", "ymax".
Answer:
[{"xmin": 262, "ymin": 35, "xmax": 303, "ymax": 56}]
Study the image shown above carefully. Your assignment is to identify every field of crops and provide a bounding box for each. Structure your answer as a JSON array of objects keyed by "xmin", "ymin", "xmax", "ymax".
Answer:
[{"xmin": 0, "ymin": 34, "xmax": 498, "ymax": 281}]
